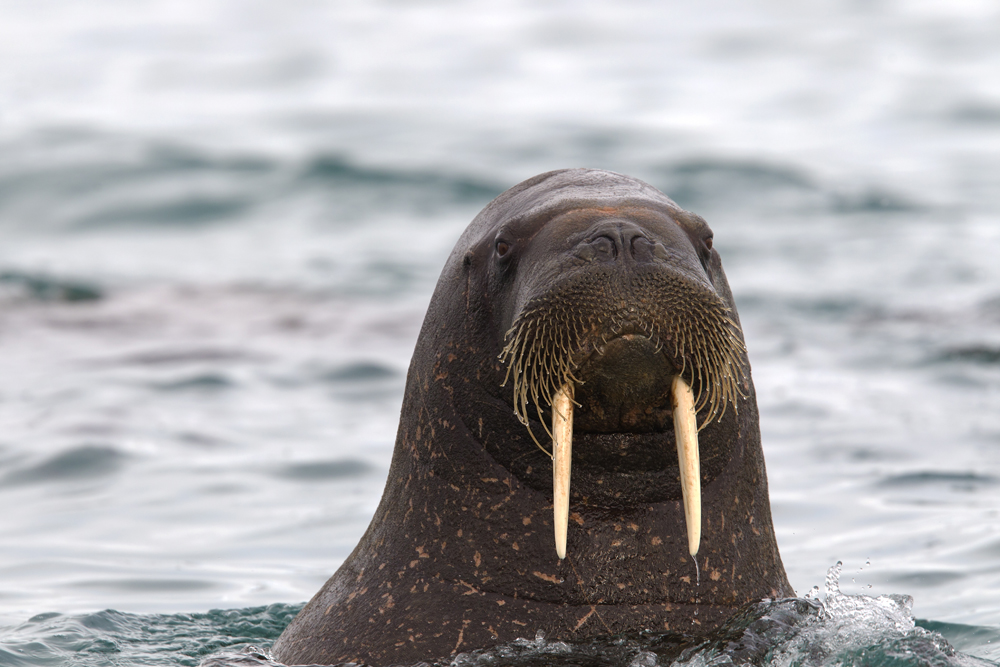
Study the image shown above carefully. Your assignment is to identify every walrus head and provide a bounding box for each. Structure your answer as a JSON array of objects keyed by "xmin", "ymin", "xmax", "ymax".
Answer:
[
  {"xmin": 449, "ymin": 169, "xmax": 755, "ymax": 560},
  {"xmin": 272, "ymin": 169, "xmax": 791, "ymax": 667},
  {"xmin": 492, "ymin": 198, "xmax": 747, "ymax": 559}
]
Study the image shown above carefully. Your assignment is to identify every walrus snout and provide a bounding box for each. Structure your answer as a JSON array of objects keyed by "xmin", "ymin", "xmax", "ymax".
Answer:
[{"xmin": 500, "ymin": 264, "xmax": 746, "ymax": 439}]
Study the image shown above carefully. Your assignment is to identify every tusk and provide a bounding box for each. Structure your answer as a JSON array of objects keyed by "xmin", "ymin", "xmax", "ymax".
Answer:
[
  {"xmin": 672, "ymin": 375, "xmax": 701, "ymax": 557},
  {"xmin": 552, "ymin": 384, "xmax": 574, "ymax": 560}
]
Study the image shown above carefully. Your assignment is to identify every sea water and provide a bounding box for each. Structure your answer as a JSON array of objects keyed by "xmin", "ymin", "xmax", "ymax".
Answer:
[{"xmin": 1, "ymin": 0, "xmax": 999, "ymax": 665}]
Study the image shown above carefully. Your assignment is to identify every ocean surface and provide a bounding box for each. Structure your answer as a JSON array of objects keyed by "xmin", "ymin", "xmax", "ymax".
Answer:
[{"xmin": 1, "ymin": 0, "xmax": 1000, "ymax": 664}]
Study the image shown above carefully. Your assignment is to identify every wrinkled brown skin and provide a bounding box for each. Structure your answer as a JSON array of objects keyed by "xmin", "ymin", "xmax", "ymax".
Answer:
[{"xmin": 272, "ymin": 169, "xmax": 792, "ymax": 666}]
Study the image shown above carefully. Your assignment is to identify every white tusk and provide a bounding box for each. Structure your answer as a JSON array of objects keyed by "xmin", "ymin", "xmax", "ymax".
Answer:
[
  {"xmin": 552, "ymin": 384, "xmax": 574, "ymax": 560},
  {"xmin": 672, "ymin": 375, "xmax": 701, "ymax": 558}
]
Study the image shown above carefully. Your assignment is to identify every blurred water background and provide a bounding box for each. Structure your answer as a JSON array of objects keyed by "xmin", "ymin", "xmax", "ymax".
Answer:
[{"xmin": 1, "ymin": 0, "xmax": 1000, "ymax": 664}]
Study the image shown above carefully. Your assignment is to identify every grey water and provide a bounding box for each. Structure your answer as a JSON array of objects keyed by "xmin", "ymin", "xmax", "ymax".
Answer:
[{"xmin": 1, "ymin": 0, "xmax": 1000, "ymax": 665}]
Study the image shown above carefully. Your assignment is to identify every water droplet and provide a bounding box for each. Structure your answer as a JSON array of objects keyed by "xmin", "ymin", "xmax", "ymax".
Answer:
[{"xmin": 824, "ymin": 561, "xmax": 843, "ymax": 597}]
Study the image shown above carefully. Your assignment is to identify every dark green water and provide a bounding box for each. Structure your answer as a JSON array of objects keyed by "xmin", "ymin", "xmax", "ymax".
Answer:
[{"xmin": 4, "ymin": 577, "xmax": 999, "ymax": 667}]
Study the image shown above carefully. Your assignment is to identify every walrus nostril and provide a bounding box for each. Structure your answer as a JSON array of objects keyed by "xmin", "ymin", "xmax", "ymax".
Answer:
[
  {"xmin": 631, "ymin": 236, "xmax": 660, "ymax": 262},
  {"xmin": 581, "ymin": 235, "xmax": 616, "ymax": 261}
]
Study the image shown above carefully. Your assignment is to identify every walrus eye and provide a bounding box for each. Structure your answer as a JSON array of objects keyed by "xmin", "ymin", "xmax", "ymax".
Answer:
[
  {"xmin": 704, "ymin": 236, "xmax": 713, "ymax": 251},
  {"xmin": 496, "ymin": 240, "xmax": 511, "ymax": 257}
]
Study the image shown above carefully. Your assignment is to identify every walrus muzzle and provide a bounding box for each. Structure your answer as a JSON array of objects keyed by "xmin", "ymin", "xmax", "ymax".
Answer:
[{"xmin": 500, "ymin": 267, "xmax": 746, "ymax": 560}]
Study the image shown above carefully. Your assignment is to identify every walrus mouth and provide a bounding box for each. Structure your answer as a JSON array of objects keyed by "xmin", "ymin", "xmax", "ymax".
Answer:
[{"xmin": 499, "ymin": 270, "xmax": 745, "ymax": 560}]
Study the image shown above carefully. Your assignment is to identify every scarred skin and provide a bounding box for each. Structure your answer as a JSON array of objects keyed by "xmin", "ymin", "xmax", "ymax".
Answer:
[{"xmin": 272, "ymin": 169, "xmax": 792, "ymax": 666}]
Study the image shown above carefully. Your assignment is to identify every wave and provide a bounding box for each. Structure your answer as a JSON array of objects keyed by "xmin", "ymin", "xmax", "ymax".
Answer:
[
  {"xmin": 0, "ymin": 271, "xmax": 103, "ymax": 303},
  {"xmin": 650, "ymin": 158, "xmax": 923, "ymax": 216},
  {"xmin": 0, "ymin": 132, "xmax": 504, "ymax": 233},
  {"xmin": 0, "ymin": 604, "xmax": 301, "ymax": 667}
]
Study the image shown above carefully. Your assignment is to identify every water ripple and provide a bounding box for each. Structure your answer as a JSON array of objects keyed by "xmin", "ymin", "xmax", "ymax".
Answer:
[
  {"xmin": 0, "ymin": 445, "xmax": 126, "ymax": 487},
  {"xmin": 271, "ymin": 459, "xmax": 375, "ymax": 482}
]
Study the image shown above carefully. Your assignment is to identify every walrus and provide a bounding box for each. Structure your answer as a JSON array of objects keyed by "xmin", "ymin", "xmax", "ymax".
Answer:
[{"xmin": 272, "ymin": 169, "xmax": 792, "ymax": 666}]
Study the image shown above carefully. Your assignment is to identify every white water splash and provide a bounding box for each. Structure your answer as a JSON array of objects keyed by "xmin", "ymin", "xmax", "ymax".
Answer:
[
  {"xmin": 765, "ymin": 562, "xmax": 951, "ymax": 667},
  {"xmin": 819, "ymin": 560, "xmax": 915, "ymax": 632},
  {"xmin": 677, "ymin": 561, "xmax": 982, "ymax": 667},
  {"xmin": 450, "ymin": 630, "xmax": 573, "ymax": 667}
]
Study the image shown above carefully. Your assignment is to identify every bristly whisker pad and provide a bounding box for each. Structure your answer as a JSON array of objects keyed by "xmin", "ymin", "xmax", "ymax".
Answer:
[{"xmin": 499, "ymin": 270, "xmax": 746, "ymax": 445}]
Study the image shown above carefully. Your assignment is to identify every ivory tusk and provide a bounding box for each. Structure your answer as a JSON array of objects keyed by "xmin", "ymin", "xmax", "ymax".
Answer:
[
  {"xmin": 552, "ymin": 384, "xmax": 574, "ymax": 559},
  {"xmin": 672, "ymin": 375, "xmax": 701, "ymax": 557}
]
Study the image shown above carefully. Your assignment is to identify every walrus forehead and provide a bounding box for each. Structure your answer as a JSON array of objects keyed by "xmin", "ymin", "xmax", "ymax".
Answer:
[
  {"xmin": 494, "ymin": 168, "xmax": 683, "ymax": 222},
  {"xmin": 464, "ymin": 169, "xmax": 682, "ymax": 244}
]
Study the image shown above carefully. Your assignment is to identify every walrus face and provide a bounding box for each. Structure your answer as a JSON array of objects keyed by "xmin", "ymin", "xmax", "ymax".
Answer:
[
  {"xmin": 477, "ymin": 203, "xmax": 747, "ymax": 560},
  {"xmin": 496, "ymin": 206, "xmax": 743, "ymax": 432}
]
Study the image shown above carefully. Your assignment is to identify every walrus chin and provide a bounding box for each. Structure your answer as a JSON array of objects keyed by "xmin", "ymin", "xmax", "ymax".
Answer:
[{"xmin": 271, "ymin": 168, "xmax": 792, "ymax": 667}]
